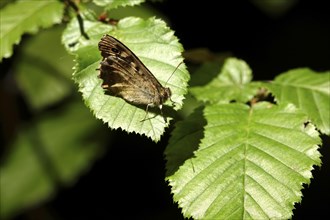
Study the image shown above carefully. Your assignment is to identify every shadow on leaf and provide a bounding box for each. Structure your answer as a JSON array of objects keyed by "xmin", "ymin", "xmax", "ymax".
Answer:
[{"xmin": 165, "ymin": 106, "xmax": 206, "ymax": 176}]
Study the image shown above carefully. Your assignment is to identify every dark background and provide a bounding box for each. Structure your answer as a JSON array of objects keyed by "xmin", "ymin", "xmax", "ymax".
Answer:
[
  {"xmin": 8, "ymin": 0, "xmax": 330, "ymax": 219},
  {"xmin": 160, "ymin": 0, "xmax": 330, "ymax": 80}
]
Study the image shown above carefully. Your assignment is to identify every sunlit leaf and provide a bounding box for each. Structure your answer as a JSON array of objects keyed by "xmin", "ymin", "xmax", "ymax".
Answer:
[
  {"xmin": 93, "ymin": 0, "xmax": 145, "ymax": 10},
  {"xmin": 0, "ymin": 0, "xmax": 63, "ymax": 61},
  {"xmin": 166, "ymin": 102, "xmax": 321, "ymax": 219},
  {"xmin": 190, "ymin": 58, "xmax": 260, "ymax": 104},
  {"xmin": 265, "ymin": 68, "xmax": 330, "ymax": 135},
  {"xmin": 63, "ymin": 17, "xmax": 189, "ymax": 142}
]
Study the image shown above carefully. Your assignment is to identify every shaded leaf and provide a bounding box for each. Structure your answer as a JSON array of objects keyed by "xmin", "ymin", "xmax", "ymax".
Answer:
[
  {"xmin": 63, "ymin": 17, "xmax": 189, "ymax": 142},
  {"xmin": 15, "ymin": 26, "xmax": 74, "ymax": 110},
  {"xmin": 265, "ymin": 68, "xmax": 330, "ymax": 135},
  {"xmin": 0, "ymin": 0, "xmax": 12, "ymax": 9},
  {"xmin": 190, "ymin": 58, "xmax": 260, "ymax": 104},
  {"xmin": 0, "ymin": 0, "xmax": 63, "ymax": 61},
  {"xmin": 0, "ymin": 101, "xmax": 105, "ymax": 219},
  {"xmin": 166, "ymin": 102, "xmax": 321, "ymax": 219},
  {"xmin": 188, "ymin": 61, "xmax": 223, "ymax": 87},
  {"xmin": 165, "ymin": 107, "xmax": 206, "ymax": 176}
]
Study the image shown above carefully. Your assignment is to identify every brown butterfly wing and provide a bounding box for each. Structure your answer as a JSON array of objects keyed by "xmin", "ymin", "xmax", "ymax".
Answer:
[{"xmin": 98, "ymin": 35, "xmax": 171, "ymax": 107}]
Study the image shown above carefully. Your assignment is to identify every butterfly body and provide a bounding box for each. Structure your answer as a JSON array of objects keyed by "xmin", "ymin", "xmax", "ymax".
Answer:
[{"xmin": 98, "ymin": 35, "xmax": 171, "ymax": 111}]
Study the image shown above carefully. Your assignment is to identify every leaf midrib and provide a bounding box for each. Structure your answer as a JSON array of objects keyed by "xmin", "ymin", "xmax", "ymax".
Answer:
[{"xmin": 242, "ymin": 107, "xmax": 253, "ymax": 219}]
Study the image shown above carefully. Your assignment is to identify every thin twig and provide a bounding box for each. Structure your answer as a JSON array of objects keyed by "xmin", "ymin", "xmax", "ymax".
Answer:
[{"xmin": 65, "ymin": 0, "xmax": 90, "ymax": 39}]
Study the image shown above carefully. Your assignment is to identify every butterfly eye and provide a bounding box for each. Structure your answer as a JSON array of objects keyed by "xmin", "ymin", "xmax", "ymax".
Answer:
[{"xmin": 111, "ymin": 47, "xmax": 119, "ymax": 54}]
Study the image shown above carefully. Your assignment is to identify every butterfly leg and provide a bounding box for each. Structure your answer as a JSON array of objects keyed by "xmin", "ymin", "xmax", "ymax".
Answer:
[
  {"xmin": 141, "ymin": 104, "xmax": 151, "ymax": 122},
  {"xmin": 140, "ymin": 104, "xmax": 164, "ymax": 122},
  {"xmin": 159, "ymin": 105, "xmax": 168, "ymax": 123}
]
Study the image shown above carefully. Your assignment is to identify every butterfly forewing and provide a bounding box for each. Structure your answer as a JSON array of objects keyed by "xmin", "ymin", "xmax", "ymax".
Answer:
[{"xmin": 98, "ymin": 35, "xmax": 172, "ymax": 109}]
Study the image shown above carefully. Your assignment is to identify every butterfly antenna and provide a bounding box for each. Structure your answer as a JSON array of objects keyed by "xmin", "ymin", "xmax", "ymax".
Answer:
[
  {"xmin": 164, "ymin": 61, "xmax": 184, "ymax": 87},
  {"xmin": 165, "ymin": 61, "xmax": 184, "ymax": 106}
]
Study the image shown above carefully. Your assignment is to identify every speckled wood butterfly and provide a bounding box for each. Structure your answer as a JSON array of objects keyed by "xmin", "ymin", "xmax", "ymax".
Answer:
[{"xmin": 98, "ymin": 34, "xmax": 177, "ymax": 120}]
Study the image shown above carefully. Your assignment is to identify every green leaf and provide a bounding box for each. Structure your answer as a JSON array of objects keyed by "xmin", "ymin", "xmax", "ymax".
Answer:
[
  {"xmin": 0, "ymin": 101, "xmax": 105, "ymax": 219},
  {"xmin": 0, "ymin": 0, "xmax": 64, "ymax": 61},
  {"xmin": 165, "ymin": 107, "xmax": 206, "ymax": 176},
  {"xmin": 64, "ymin": 17, "xmax": 189, "ymax": 142},
  {"xmin": 62, "ymin": 18, "xmax": 114, "ymax": 53},
  {"xmin": 190, "ymin": 58, "xmax": 260, "ymax": 104},
  {"xmin": 0, "ymin": 0, "xmax": 12, "ymax": 9},
  {"xmin": 93, "ymin": 0, "xmax": 145, "ymax": 10},
  {"xmin": 265, "ymin": 68, "xmax": 330, "ymax": 135},
  {"xmin": 166, "ymin": 103, "xmax": 321, "ymax": 219},
  {"xmin": 188, "ymin": 61, "xmax": 223, "ymax": 87},
  {"xmin": 15, "ymin": 26, "xmax": 74, "ymax": 110}
]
